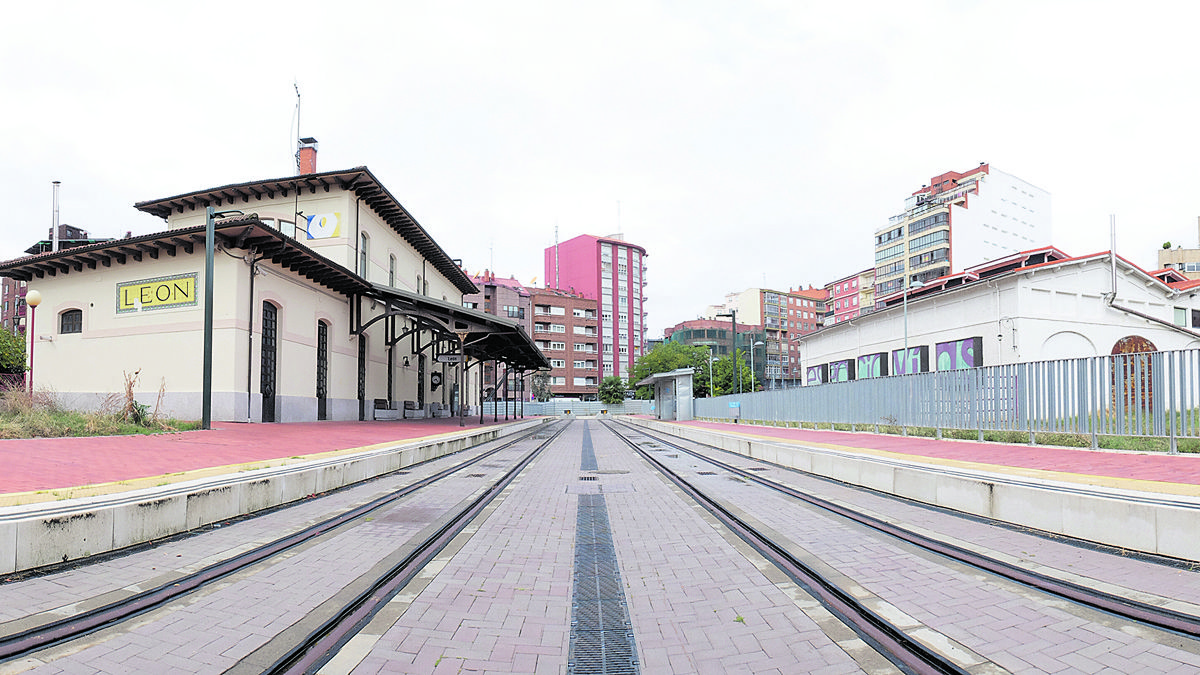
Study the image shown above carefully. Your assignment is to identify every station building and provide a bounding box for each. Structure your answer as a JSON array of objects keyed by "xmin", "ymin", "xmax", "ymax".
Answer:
[
  {"xmin": 0, "ymin": 143, "xmax": 548, "ymax": 422},
  {"xmin": 798, "ymin": 247, "xmax": 1200, "ymax": 384}
]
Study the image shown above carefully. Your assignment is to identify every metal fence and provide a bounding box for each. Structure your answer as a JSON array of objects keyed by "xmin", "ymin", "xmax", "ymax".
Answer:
[
  {"xmin": 481, "ymin": 399, "xmax": 652, "ymax": 418},
  {"xmin": 694, "ymin": 348, "xmax": 1200, "ymax": 452}
]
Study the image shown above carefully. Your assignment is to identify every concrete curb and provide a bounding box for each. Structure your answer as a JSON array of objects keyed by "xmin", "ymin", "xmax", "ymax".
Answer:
[
  {"xmin": 0, "ymin": 419, "xmax": 550, "ymax": 574},
  {"xmin": 627, "ymin": 417, "xmax": 1200, "ymax": 563}
]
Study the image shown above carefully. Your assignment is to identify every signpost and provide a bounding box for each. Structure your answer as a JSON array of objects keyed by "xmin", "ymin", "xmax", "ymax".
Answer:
[{"xmin": 436, "ymin": 354, "xmax": 465, "ymax": 364}]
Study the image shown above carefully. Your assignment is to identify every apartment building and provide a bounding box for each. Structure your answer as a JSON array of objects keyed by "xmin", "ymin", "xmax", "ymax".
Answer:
[
  {"xmin": 825, "ymin": 268, "xmax": 875, "ymax": 326},
  {"xmin": 1158, "ymin": 219, "xmax": 1200, "ymax": 280},
  {"xmin": 704, "ymin": 286, "xmax": 827, "ymax": 388},
  {"xmin": 874, "ymin": 163, "xmax": 1051, "ymax": 299},
  {"xmin": 529, "ymin": 287, "xmax": 600, "ymax": 399},
  {"xmin": 0, "ymin": 277, "xmax": 25, "ymax": 334},
  {"xmin": 544, "ymin": 234, "xmax": 647, "ymax": 379},
  {"xmin": 464, "ymin": 270, "xmax": 533, "ymax": 400}
]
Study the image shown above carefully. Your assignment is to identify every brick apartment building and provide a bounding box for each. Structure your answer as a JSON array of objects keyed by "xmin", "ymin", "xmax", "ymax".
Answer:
[
  {"xmin": 463, "ymin": 270, "xmax": 533, "ymax": 401},
  {"xmin": 529, "ymin": 287, "xmax": 599, "ymax": 399}
]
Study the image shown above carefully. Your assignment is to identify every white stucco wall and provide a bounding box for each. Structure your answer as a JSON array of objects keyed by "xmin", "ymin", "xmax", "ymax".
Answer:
[{"xmin": 798, "ymin": 255, "xmax": 1200, "ymax": 380}]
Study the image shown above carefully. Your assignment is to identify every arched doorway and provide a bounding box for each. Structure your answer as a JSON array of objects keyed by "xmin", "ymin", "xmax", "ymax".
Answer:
[{"xmin": 1110, "ymin": 335, "xmax": 1157, "ymax": 421}]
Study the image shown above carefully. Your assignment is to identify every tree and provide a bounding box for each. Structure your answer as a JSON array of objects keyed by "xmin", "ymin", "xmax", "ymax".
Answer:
[
  {"xmin": 0, "ymin": 330, "xmax": 25, "ymax": 375},
  {"xmin": 631, "ymin": 341, "xmax": 713, "ymax": 399},
  {"xmin": 711, "ymin": 349, "xmax": 753, "ymax": 396},
  {"xmin": 531, "ymin": 372, "xmax": 553, "ymax": 402},
  {"xmin": 597, "ymin": 376, "xmax": 627, "ymax": 404}
]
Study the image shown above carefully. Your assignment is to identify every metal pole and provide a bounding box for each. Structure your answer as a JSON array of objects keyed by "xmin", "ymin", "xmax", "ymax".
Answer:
[
  {"xmin": 203, "ymin": 207, "xmax": 215, "ymax": 429},
  {"xmin": 26, "ymin": 302, "xmax": 36, "ymax": 395}
]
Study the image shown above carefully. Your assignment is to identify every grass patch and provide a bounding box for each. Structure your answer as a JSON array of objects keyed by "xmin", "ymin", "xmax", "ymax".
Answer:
[{"xmin": 0, "ymin": 386, "xmax": 199, "ymax": 439}]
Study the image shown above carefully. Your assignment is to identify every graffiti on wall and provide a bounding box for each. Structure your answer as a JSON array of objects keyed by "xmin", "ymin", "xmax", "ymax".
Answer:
[
  {"xmin": 935, "ymin": 336, "xmax": 982, "ymax": 370},
  {"xmin": 806, "ymin": 364, "xmax": 828, "ymax": 385},
  {"xmin": 891, "ymin": 345, "xmax": 929, "ymax": 375},
  {"xmin": 856, "ymin": 352, "xmax": 889, "ymax": 378},
  {"xmin": 829, "ymin": 359, "xmax": 856, "ymax": 382}
]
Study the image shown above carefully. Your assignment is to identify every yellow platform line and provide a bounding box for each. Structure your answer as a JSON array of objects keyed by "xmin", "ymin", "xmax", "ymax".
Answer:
[{"xmin": 678, "ymin": 424, "xmax": 1200, "ymax": 499}]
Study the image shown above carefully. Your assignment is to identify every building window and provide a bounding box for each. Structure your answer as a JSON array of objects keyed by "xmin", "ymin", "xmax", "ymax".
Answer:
[
  {"xmin": 1176, "ymin": 307, "xmax": 1189, "ymax": 327},
  {"xmin": 389, "ymin": 255, "xmax": 396, "ymax": 287},
  {"xmin": 359, "ymin": 233, "xmax": 370, "ymax": 277},
  {"xmin": 60, "ymin": 309, "xmax": 82, "ymax": 334}
]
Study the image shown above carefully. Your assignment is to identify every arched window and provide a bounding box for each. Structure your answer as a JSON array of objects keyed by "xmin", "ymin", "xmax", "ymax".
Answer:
[
  {"xmin": 389, "ymin": 254, "xmax": 396, "ymax": 287},
  {"xmin": 359, "ymin": 233, "xmax": 370, "ymax": 277},
  {"xmin": 60, "ymin": 309, "xmax": 82, "ymax": 334}
]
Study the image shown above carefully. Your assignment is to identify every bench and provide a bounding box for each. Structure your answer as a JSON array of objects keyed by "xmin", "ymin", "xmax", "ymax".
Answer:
[
  {"xmin": 373, "ymin": 398, "xmax": 400, "ymax": 421},
  {"xmin": 402, "ymin": 400, "xmax": 426, "ymax": 419}
]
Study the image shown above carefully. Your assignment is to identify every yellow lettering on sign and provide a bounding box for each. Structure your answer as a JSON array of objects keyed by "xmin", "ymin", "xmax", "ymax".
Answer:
[{"xmin": 116, "ymin": 274, "xmax": 198, "ymax": 313}]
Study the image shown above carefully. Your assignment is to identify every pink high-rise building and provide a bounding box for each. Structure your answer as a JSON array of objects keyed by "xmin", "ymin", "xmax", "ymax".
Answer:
[{"xmin": 544, "ymin": 234, "xmax": 647, "ymax": 379}]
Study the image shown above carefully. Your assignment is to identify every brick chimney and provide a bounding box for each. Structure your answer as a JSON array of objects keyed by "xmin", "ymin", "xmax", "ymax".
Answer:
[{"xmin": 298, "ymin": 137, "xmax": 319, "ymax": 175}]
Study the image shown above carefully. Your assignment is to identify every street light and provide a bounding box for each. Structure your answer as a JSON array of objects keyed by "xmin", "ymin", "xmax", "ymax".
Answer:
[
  {"xmin": 707, "ymin": 346, "xmax": 716, "ymax": 397},
  {"xmin": 203, "ymin": 207, "xmax": 243, "ymax": 430},
  {"xmin": 750, "ymin": 340, "xmax": 765, "ymax": 391},
  {"xmin": 902, "ymin": 278, "xmax": 924, "ymax": 435},
  {"xmin": 716, "ymin": 310, "xmax": 737, "ymax": 394},
  {"xmin": 24, "ymin": 289, "xmax": 41, "ymax": 395}
]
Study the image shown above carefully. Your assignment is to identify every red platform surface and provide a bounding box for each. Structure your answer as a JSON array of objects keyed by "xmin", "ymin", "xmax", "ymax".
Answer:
[
  {"xmin": 0, "ymin": 418, "xmax": 526, "ymax": 494},
  {"xmin": 675, "ymin": 420, "xmax": 1200, "ymax": 488}
]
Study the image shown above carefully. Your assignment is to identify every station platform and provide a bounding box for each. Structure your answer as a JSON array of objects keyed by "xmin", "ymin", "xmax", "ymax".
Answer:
[
  {"xmin": 658, "ymin": 418, "xmax": 1200, "ymax": 498},
  {"xmin": 0, "ymin": 416, "xmax": 533, "ymax": 507}
]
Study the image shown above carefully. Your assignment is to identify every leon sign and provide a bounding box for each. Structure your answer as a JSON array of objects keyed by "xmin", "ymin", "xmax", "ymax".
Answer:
[{"xmin": 117, "ymin": 273, "xmax": 198, "ymax": 314}]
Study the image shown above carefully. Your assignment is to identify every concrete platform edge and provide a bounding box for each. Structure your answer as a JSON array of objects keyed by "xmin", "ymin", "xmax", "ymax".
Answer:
[
  {"xmin": 626, "ymin": 417, "xmax": 1200, "ymax": 563},
  {"xmin": 0, "ymin": 419, "xmax": 551, "ymax": 575}
]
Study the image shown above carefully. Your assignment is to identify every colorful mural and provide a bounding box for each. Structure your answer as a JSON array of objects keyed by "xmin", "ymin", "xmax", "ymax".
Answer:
[
  {"xmin": 856, "ymin": 352, "xmax": 888, "ymax": 378},
  {"xmin": 829, "ymin": 359, "xmax": 856, "ymax": 382},
  {"xmin": 806, "ymin": 364, "xmax": 828, "ymax": 385},
  {"xmin": 891, "ymin": 345, "xmax": 929, "ymax": 375},
  {"xmin": 936, "ymin": 337, "xmax": 982, "ymax": 370}
]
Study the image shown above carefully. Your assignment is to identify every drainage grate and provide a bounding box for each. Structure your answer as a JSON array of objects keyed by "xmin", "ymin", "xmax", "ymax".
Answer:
[
  {"xmin": 665, "ymin": 454, "xmax": 679, "ymax": 458},
  {"xmin": 467, "ymin": 473, "xmax": 487, "ymax": 478},
  {"xmin": 697, "ymin": 471, "xmax": 717, "ymax": 476},
  {"xmin": 746, "ymin": 467, "xmax": 770, "ymax": 472},
  {"xmin": 580, "ymin": 476, "xmax": 598, "ymax": 482},
  {"xmin": 570, "ymin": 474, "xmax": 639, "ymax": 673}
]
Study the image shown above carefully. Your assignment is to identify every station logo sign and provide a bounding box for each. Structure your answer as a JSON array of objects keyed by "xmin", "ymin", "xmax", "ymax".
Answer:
[
  {"xmin": 116, "ymin": 273, "xmax": 198, "ymax": 314},
  {"xmin": 304, "ymin": 213, "xmax": 342, "ymax": 239}
]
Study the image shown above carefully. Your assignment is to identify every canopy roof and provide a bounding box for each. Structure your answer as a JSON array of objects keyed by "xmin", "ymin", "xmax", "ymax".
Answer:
[
  {"xmin": 133, "ymin": 166, "xmax": 477, "ymax": 295},
  {"xmin": 0, "ymin": 217, "xmax": 548, "ymax": 371}
]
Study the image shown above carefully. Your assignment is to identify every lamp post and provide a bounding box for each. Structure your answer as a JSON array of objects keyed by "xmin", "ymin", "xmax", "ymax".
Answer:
[
  {"xmin": 24, "ymin": 289, "xmax": 41, "ymax": 395},
  {"xmin": 203, "ymin": 207, "xmax": 243, "ymax": 430},
  {"xmin": 750, "ymin": 340, "xmax": 765, "ymax": 391},
  {"xmin": 716, "ymin": 310, "xmax": 738, "ymax": 394},
  {"xmin": 901, "ymin": 279, "xmax": 924, "ymax": 435},
  {"xmin": 707, "ymin": 346, "xmax": 716, "ymax": 397}
]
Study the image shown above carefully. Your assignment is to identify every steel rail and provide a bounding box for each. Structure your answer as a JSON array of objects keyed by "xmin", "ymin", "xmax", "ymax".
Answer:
[
  {"xmin": 616, "ymin": 420, "xmax": 1200, "ymax": 639},
  {"xmin": 601, "ymin": 420, "xmax": 968, "ymax": 675},
  {"xmin": 0, "ymin": 421, "xmax": 556, "ymax": 663},
  {"xmin": 263, "ymin": 420, "xmax": 571, "ymax": 674}
]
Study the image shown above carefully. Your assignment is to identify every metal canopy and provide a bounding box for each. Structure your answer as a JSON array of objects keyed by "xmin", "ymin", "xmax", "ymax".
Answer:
[
  {"xmin": 364, "ymin": 283, "xmax": 551, "ymax": 372},
  {"xmin": 0, "ymin": 218, "xmax": 548, "ymax": 371}
]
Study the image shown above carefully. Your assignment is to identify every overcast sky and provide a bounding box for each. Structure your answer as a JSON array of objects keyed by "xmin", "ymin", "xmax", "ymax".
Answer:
[{"xmin": 4, "ymin": 1, "xmax": 1199, "ymax": 338}]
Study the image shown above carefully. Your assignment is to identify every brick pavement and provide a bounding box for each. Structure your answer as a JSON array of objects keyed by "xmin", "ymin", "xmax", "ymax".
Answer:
[
  {"xmin": 0, "ymin": 435, "xmax": 527, "ymax": 673},
  {"xmin": 590, "ymin": 420, "xmax": 873, "ymax": 674},
  {"xmin": 654, "ymin": 433, "xmax": 1200, "ymax": 673}
]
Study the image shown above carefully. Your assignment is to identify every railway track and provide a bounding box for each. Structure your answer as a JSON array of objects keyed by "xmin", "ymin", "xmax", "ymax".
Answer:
[
  {"xmin": 0, "ymin": 420, "xmax": 566, "ymax": 670},
  {"xmin": 609, "ymin": 419, "xmax": 1200, "ymax": 640},
  {"xmin": 600, "ymin": 417, "xmax": 1200, "ymax": 667}
]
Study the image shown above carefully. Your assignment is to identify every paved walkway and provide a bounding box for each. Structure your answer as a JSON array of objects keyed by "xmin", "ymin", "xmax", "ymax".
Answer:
[
  {"xmin": 665, "ymin": 419, "xmax": 1200, "ymax": 496},
  {"xmin": 0, "ymin": 416, "xmax": 533, "ymax": 505}
]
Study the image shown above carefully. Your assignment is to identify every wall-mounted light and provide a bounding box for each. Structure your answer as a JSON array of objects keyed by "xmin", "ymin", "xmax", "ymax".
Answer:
[{"xmin": 403, "ymin": 357, "xmax": 411, "ymax": 368}]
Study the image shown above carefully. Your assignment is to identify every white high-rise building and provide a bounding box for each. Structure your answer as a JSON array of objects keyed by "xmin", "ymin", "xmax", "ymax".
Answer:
[{"xmin": 873, "ymin": 163, "xmax": 1051, "ymax": 299}]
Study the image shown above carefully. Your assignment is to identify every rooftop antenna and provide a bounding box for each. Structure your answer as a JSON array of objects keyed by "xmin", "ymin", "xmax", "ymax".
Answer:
[
  {"xmin": 293, "ymin": 82, "xmax": 302, "ymax": 174},
  {"xmin": 51, "ymin": 181, "xmax": 61, "ymax": 252}
]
